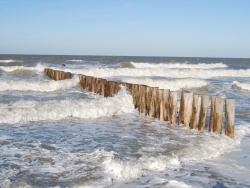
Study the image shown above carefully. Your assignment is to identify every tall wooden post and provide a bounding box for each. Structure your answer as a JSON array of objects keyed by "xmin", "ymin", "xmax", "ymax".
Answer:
[
  {"xmin": 159, "ymin": 89, "xmax": 165, "ymax": 121},
  {"xmin": 178, "ymin": 90, "xmax": 185, "ymax": 125},
  {"xmin": 198, "ymin": 95, "xmax": 209, "ymax": 132},
  {"xmin": 190, "ymin": 94, "xmax": 201, "ymax": 129},
  {"xmin": 139, "ymin": 85, "xmax": 146, "ymax": 114},
  {"xmin": 210, "ymin": 96, "xmax": 224, "ymax": 134},
  {"xmin": 183, "ymin": 92, "xmax": 193, "ymax": 128},
  {"xmin": 145, "ymin": 87, "xmax": 152, "ymax": 116},
  {"xmin": 155, "ymin": 88, "xmax": 160, "ymax": 119},
  {"xmin": 160, "ymin": 89, "xmax": 170, "ymax": 121},
  {"xmin": 225, "ymin": 99, "xmax": 235, "ymax": 138},
  {"xmin": 209, "ymin": 96, "xmax": 215, "ymax": 132},
  {"xmin": 132, "ymin": 84, "xmax": 140, "ymax": 109},
  {"xmin": 149, "ymin": 87, "xmax": 156, "ymax": 118},
  {"xmin": 170, "ymin": 91, "xmax": 177, "ymax": 124},
  {"xmin": 125, "ymin": 83, "xmax": 133, "ymax": 94},
  {"xmin": 179, "ymin": 91, "xmax": 193, "ymax": 127}
]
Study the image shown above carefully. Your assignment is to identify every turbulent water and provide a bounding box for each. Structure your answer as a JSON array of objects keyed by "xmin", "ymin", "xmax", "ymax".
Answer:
[{"xmin": 0, "ymin": 55, "xmax": 250, "ymax": 188}]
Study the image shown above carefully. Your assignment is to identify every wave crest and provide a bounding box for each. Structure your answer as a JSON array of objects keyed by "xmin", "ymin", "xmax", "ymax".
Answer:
[
  {"xmin": 0, "ymin": 63, "xmax": 45, "ymax": 73},
  {"xmin": 0, "ymin": 87, "xmax": 134, "ymax": 124},
  {"xmin": 232, "ymin": 81, "xmax": 250, "ymax": 91},
  {"xmin": 59, "ymin": 67, "xmax": 250, "ymax": 79},
  {"xmin": 0, "ymin": 59, "xmax": 18, "ymax": 63},
  {"xmin": 130, "ymin": 62, "xmax": 228, "ymax": 69},
  {"xmin": 0, "ymin": 76, "xmax": 79, "ymax": 92},
  {"xmin": 121, "ymin": 78, "xmax": 208, "ymax": 91}
]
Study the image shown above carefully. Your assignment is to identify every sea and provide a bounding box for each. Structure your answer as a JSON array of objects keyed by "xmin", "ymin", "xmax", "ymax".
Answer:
[{"xmin": 0, "ymin": 55, "xmax": 249, "ymax": 188}]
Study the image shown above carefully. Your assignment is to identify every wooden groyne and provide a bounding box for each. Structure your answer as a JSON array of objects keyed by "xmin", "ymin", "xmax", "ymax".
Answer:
[{"xmin": 44, "ymin": 68, "xmax": 235, "ymax": 138}]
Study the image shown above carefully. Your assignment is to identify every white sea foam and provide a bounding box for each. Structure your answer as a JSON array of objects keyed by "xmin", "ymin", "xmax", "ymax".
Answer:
[
  {"xmin": 232, "ymin": 81, "xmax": 250, "ymax": 91},
  {"xmin": 167, "ymin": 180, "xmax": 194, "ymax": 188},
  {"xmin": 121, "ymin": 78, "xmax": 208, "ymax": 91},
  {"xmin": 177, "ymin": 124, "xmax": 250, "ymax": 163},
  {"xmin": 0, "ymin": 63, "xmax": 45, "ymax": 72},
  {"xmin": 0, "ymin": 76, "xmax": 79, "ymax": 92},
  {"xmin": 59, "ymin": 67, "xmax": 250, "ymax": 79},
  {"xmin": 101, "ymin": 152, "xmax": 181, "ymax": 181},
  {"xmin": 101, "ymin": 124, "xmax": 250, "ymax": 183},
  {"xmin": 0, "ymin": 59, "xmax": 17, "ymax": 63},
  {"xmin": 66, "ymin": 59, "xmax": 83, "ymax": 63},
  {"xmin": 0, "ymin": 87, "xmax": 134, "ymax": 124},
  {"xmin": 130, "ymin": 62, "xmax": 228, "ymax": 69}
]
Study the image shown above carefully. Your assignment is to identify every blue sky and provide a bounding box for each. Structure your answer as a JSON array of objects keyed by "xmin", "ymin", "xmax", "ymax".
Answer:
[{"xmin": 0, "ymin": 0, "xmax": 250, "ymax": 58}]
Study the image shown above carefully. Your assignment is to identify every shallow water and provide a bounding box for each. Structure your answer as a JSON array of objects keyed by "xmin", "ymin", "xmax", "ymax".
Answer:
[{"xmin": 0, "ymin": 55, "xmax": 250, "ymax": 187}]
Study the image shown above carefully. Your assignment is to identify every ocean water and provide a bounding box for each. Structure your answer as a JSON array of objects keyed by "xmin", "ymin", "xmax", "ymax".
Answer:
[{"xmin": 0, "ymin": 55, "xmax": 249, "ymax": 188}]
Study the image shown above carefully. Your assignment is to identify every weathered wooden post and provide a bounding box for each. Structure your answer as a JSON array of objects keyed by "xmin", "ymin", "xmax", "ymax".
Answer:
[
  {"xmin": 104, "ymin": 81, "xmax": 110, "ymax": 97},
  {"xmin": 225, "ymin": 99, "xmax": 235, "ymax": 138},
  {"xmin": 155, "ymin": 88, "xmax": 160, "ymax": 119},
  {"xmin": 170, "ymin": 91, "xmax": 177, "ymax": 124},
  {"xmin": 65, "ymin": 72, "xmax": 71, "ymax": 79},
  {"xmin": 149, "ymin": 87, "xmax": 156, "ymax": 118},
  {"xmin": 97, "ymin": 79, "xmax": 106, "ymax": 97},
  {"xmin": 190, "ymin": 94, "xmax": 201, "ymax": 129},
  {"xmin": 85, "ymin": 76, "xmax": 92, "ymax": 91},
  {"xmin": 160, "ymin": 89, "xmax": 170, "ymax": 121},
  {"xmin": 198, "ymin": 95, "xmax": 209, "ymax": 132},
  {"xmin": 61, "ymin": 71, "xmax": 65, "ymax": 80},
  {"xmin": 114, "ymin": 82, "xmax": 120, "ymax": 95},
  {"xmin": 139, "ymin": 85, "xmax": 147, "ymax": 114},
  {"xmin": 96, "ymin": 78, "xmax": 102, "ymax": 95},
  {"xmin": 132, "ymin": 84, "xmax": 140, "ymax": 109},
  {"xmin": 209, "ymin": 96, "xmax": 215, "ymax": 132},
  {"xmin": 209, "ymin": 96, "xmax": 224, "ymax": 134},
  {"xmin": 145, "ymin": 86, "xmax": 152, "ymax": 116},
  {"xmin": 178, "ymin": 91, "xmax": 193, "ymax": 127},
  {"xmin": 164, "ymin": 89, "xmax": 171, "ymax": 121},
  {"xmin": 50, "ymin": 69, "xmax": 54, "ymax": 79},
  {"xmin": 79, "ymin": 75, "xmax": 86, "ymax": 89},
  {"xmin": 159, "ymin": 89, "xmax": 165, "ymax": 121},
  {"xmin": 109, "ymin": 81, "xmax": 120, "ymax": 96},
  {"xmin": 91, "ymin": 77, "xmax": 97, "ymax": 93},
  {"xmin": 178, "ymin": 90, "xmax": 185, "ymax": 125},
  {"xmin": 125, "ymin": 83, "xmax": 133, "ymax": 94}
]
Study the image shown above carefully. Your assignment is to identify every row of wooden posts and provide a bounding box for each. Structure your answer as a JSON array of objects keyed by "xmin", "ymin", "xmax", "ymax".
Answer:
[{"xmin": 44, "ymin": 68, "xmax": 235, "ymax": 138}]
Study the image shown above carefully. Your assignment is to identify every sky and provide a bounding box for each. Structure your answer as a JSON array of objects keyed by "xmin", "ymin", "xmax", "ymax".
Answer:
[{"xmin": 0, "ymin": 0, "xmax": 250, "ymax": 58}]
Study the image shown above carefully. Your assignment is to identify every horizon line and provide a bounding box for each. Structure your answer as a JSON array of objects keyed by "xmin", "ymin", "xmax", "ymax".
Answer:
[{"xmin": 1, "ymin": 53, "xmax": 250, "ymax": 59}]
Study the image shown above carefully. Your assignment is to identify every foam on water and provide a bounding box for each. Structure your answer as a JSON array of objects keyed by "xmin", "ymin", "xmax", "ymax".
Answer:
[
  {"xmin": 58, "ymin": 67, "xmax": 250, "ymax": 79},
  {"xmin": 99, "ymin": 124, "xmax": 250, "ymax": 187},
  {"xmin": 130, "ymin": 62, "xmax": 228, "ymax": 69},
  {"xmin": 0, "ymin": 76, "xmax": 79, "ymax": 92},
  {"xmin": 0, "ymin": 119, "xmax": 249, "ymax": 187},
  {"xmin": 0, "ymin": 87, "xmax": 134, "ymax": 124},
  {"xmin": 1, "ymin": 63, "xmax": 249, "ymax": 79},
  {"xmin": 0, "ymin": 56, "xmax": 250, "ymax": 187},
  {"xmin": 0, "ymin": 63, "xmax": 45, "ymax": 73},
  {"xmin": 232, "ymin": 81, "xmax": 250, "ymax": 91},
  {"xmin": 121, "ymin": 78, "xmax": 208, "ymax": 91},
  {"xmin": 66, "ymin": 59, "xmax": 83, "ymax": 63},
  {"xmin": 0, "ymin": 59, "xmax": 18, "ymax": 63}
]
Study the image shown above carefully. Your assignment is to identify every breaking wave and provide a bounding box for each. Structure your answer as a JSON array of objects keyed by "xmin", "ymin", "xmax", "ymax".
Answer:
[
  {"xmin": 0, "ymin": 87, "xmax": 134, "ymax": 124},
  {"xmin": 65, "ymin": 59, "xmax": 83, "ymax": 63},
  {"xmin": 130, "ymin": 62, "xmax": 228, "ymax": 69},
  {"xmin": 0, "ymin": 76, "xmax": 79, "ymax": 92},
  {"xmin": 232, "ymin": 81, "xmax": 250, "ymax": 91},
  {"xmin": 121, "ymin": 78, "xmax": 208, "ymax": 91},
  {"xmin": 59, "ymin": 67, "xmax": 250, "ymax": 79},
  {"xmin": 0, "ymin": 63, "xmax": 45, "ymax": 73},
  {"xmin": 0, "ymin": 59, "xmax": 18, "ymax": 63}
]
